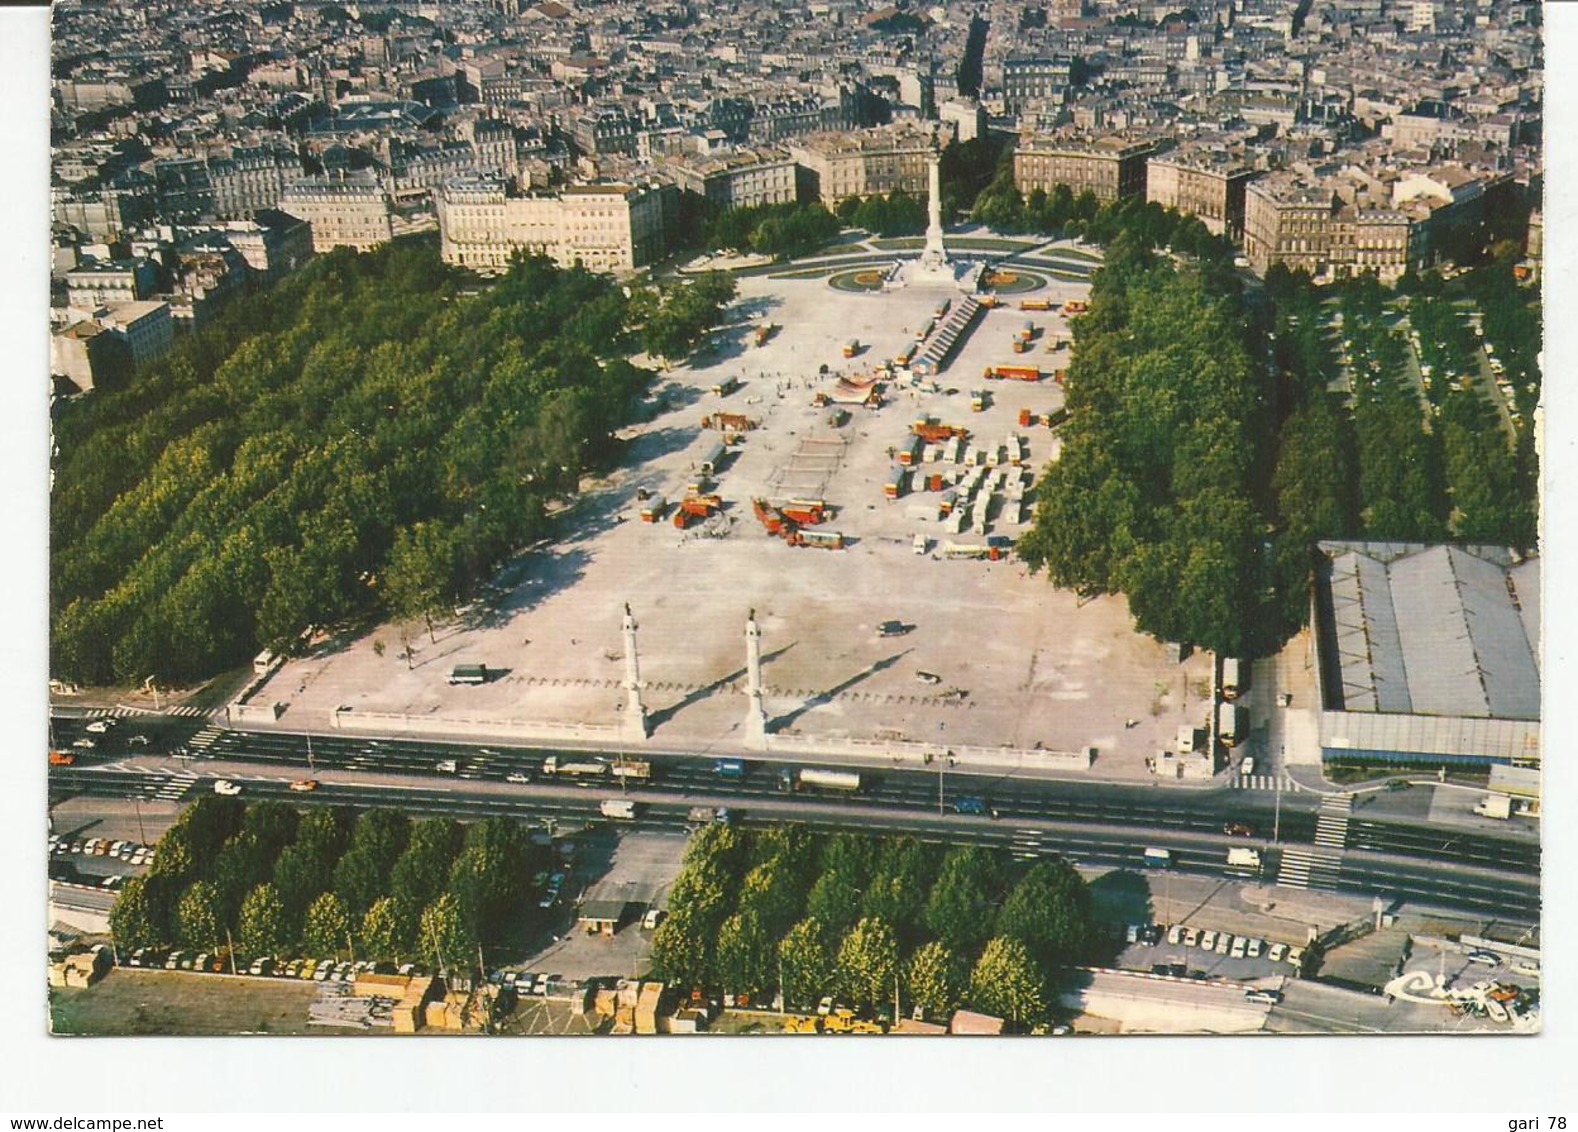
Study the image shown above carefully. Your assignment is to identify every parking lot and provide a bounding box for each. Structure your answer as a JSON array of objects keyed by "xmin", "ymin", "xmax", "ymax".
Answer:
[
  {"xmin": 507, "ymin": 829, "xmax": 689, "ymax": 984},
  {"xmin": 260, "ymin": 260, "xmax": 1218, "ymax": 779}
]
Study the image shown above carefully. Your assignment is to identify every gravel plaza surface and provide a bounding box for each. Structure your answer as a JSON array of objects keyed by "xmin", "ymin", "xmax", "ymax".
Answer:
[{"xmin": 257, "ymin": 258, "xmax": 1221, "ymax": 780}]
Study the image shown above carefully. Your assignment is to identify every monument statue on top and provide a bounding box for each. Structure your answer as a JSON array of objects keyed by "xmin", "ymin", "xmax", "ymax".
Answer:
[
  {"xmin": 916, "ymin": 138, "xmax": 951, "ymax": 275},
  {"xmin": 891, "ymin": 126, "xmax": 980, "ymax": 291}
]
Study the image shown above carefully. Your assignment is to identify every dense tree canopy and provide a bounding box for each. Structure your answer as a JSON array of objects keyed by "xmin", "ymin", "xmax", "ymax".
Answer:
[
  {"xmin": 1018, "ymin": 240, "xmax": 1274, "ymax": 656},
  {"xmin": 108, "ymin": 800, "xmax": 551, "ymax": 972},
  {"xmin": 50, "ymin": 242, "xmax": 704, "ymax": 686},
  {"xmin": 703, "ymin": 202, "xmax": 841, "ymax": 260},
  {"xmin": 650, "ymin": 824, "xmax": 1098, "ymax": 1024}
]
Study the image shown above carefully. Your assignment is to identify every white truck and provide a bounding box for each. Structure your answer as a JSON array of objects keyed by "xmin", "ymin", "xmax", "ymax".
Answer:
[
  {"xmin": 600, "ymin": 799, "xmax": 639, "ymax": 820},
  {"xmin": 1226, "ymin": 847, "xmax": 1262, "ymax": 869},
  {"xmin": 1221, "ymin": 657, "xmax": 1244, "ymax": 700},
  {"xmin": 1473, "ymin": 793, "xmax": 1512, "ymax": 820},
  {"xmin": 1218, "ymin": 702, "xmax": 1245, "ymax": 747},
  {"xmin": 542, "ymin": 756, "xmax": 609, "ymax": 778},
  {"xmin": 779, "ymin": 767, "xmax": 862, "ymax": 793}
]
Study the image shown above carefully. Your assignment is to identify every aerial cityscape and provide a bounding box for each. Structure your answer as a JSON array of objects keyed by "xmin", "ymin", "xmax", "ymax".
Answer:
[{"xmin": 45, "ymin": 0, "xmax": 1542, "ymax": 1040}]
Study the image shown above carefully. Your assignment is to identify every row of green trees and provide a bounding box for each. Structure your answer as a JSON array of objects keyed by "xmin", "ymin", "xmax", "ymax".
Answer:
[
  {"xmin": 702, "ymin": 201, "xmax": 843, "ymax": 261},
  {"xmin": 647, "ymin": 826, "xmax": 1100, "ymax": 1029},
  {"xmin": 1267, "ymin": 268, "xmax": 1535, "ymax": 568},
  {"xmin": 50, "ymin": 241, "xmax": 736, "ymax": 686},
  {"xmin": 834, "ymin": 190, "xmax": 928, "ymax": 238},
  {"xmin": 1020, "ymin": 200, "xmax": 1538, "ymax": 657},
  {"xmin": 108, "ymin": 797, "xmax": 548, "ymax": 973},
  {"xmin": 1018, "ymin": 231, "xmax": 1275, "ymax": 658}
]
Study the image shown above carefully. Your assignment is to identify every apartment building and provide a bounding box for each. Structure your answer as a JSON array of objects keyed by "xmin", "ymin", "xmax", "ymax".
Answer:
[
  {"xmin": 1146, "ymin": 149, "xmax": 1259, "ymax": 237},
  {"xmin": 281, "ymin": 171, "xmax": 395, "ymax": 253},
  {"xmin": 65, "ymin": 258, "xmax": 160, "ymax": 309},
  {"xmin": 208, "ymin": 146, "xmax": 304, "ymax": 219},
  {"xmin": 1001, "ymin": 57, "xmax": 1078, "ymax": 115},
  {"xmin": 437, "ymin": 174, "xmax": 673, "ymax": 273},
  {"xmin": 665, "ymin": 149, "xmax": 799, "ymax": 211},
  {"xmin": 1243, "ymin": 175, "xmax": 1422, "ymax": 282},
  {"xmin": 1013, "ymin": 134, "xmax": 1156, "ymax": 203},
  {"xmin": 787, "ymin": 125, "xmax": 940, "ymax": 204}
]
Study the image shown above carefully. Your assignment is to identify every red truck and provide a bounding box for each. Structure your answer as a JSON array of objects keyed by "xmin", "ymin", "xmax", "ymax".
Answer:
[{"xmin": 989, "ymin": 365, "xmax": 1042, "ymax": 382}]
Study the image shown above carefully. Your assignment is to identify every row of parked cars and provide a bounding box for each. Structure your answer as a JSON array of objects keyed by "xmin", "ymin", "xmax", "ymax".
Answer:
[
  {"xmin": 50, "ymin": 836, "xmax": 156, "ymax": 868},
  {"xmin": 1166, "ymin": 924, "xmax": 1303, "ymax": 967},
  {"xmin": 535, "ymin": 870, "xmax": 568, "ymax": 910},
  {"xmin": 123, "ymin": 949, "xmax": 427, "ymax": 983},
  {"xmin": 496, "ymin": 971, "xmax": 565, "ymax": 997}
]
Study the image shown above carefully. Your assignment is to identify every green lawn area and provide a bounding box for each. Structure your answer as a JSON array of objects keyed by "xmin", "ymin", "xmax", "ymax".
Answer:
[{"xmin": 50, "ymin": 969, "xmax": 376, "ymax": 1036}]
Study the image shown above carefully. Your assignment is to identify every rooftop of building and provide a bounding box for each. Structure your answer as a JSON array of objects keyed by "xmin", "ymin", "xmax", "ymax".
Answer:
[{"xmin": 1317, "ymin": 541, "xmax": 1540, "ymax": 722}]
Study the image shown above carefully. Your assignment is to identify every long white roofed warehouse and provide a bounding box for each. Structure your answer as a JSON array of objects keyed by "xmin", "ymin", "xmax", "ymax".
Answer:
[{"xmin": 1310, "ymin": 541, "xmax": 1540, "ymax": 771}]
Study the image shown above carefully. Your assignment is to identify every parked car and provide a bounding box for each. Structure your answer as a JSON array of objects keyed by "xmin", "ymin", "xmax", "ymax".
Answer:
[
  {"xmin": 1215, "ymin": 934, "xmax": 1233, "ymax": 956},
  {"xmin": 1247, "ymin": 938, "xmax": 1263, "ymax": 959},
  {"xmin": 1182, "ymin": 927, "xmax": 1200, "ymax": 948},
  {"xmin": 1167, "ymin": 924, "xmax": 1183, "ymax": 946},
  {"xmin": 1267, "ymin": 942, "xmax": 1288, "ymax": 964},
  {"xmin": 643, "ymin": 909, "xmax": 667, "ymax": 930},
  {"xmin": 1199, "ymin": 931, "xmax": 1218, "ymax": 951},
  {"xmin": 1286, "ymin": 947, "xmax": 1305, "ymax": 968},
  {"xmin": 1231, "ymin": 936, "xmax": 1249, "ymax": 959},
  {"xmin": 875, "ymin": 620, "xmax": 911, "ymax": 637}
]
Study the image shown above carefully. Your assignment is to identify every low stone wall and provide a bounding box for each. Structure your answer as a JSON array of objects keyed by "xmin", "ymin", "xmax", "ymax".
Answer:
[
  {"xmin": 765, "ymin": 730, "xmax": 1092, "ymax": 773},
  {"xmin": 228, "ymin": 700, "xmax": 284, "ymax": 724},
  {"xmin": 328, "ymin": 708, "xmax": 620, "ymax": 745}
]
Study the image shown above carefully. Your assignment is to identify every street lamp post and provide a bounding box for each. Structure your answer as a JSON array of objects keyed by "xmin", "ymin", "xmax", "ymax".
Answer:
[
  {"xmin": 1273, "ymin": 745, "xmax": 1284, "ymax": 844},
  {"xmin": 936, "ymin": 723, "xmax": 946, "ymax": 816}
]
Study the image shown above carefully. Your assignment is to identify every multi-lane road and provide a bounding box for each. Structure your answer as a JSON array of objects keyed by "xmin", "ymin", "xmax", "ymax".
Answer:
[{"xmin": 47, "ymin": 711, "xmax": 1540, "ymax": 919}]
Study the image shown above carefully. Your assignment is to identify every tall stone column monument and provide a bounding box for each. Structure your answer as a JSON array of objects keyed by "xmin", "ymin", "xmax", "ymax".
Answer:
[
  {"xmin": 619, "ymin": 603, "xmax": 649, "ymax": 742},
  {"xmin": 743, "ymin": 609, "xmax": 769, "ymax": 749}
]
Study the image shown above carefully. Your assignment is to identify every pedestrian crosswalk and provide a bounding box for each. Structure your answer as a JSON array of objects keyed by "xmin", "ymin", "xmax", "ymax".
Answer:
[
  {"xmin": 186, "ymin": 724, "xmax": 223, "ymax": 752},
  {"xmin": 1276, "ymin": 846, "xmax": 1343, "ymax": 890},
  {"xmin": 1010, "ymin": 828, "xmax": 1044, "ymax": 861},
  {"xmin": 1313, "ymin": 792, "xmax": 1354, "ymax": 850},
  {"xmin": 123, "ymin": 765, "xmax": 200, "ymax": 803},
  {"xmin": 1230, "ymin": 773, "xmax": 1299, "ymax": 792},
  {"xmin": 83, "ymin": 705, "xmax": 213, "ymax": 720},
  {"xmin": 1276, "ymin": 793, "xmax": 1352, "ymax": 891}
]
